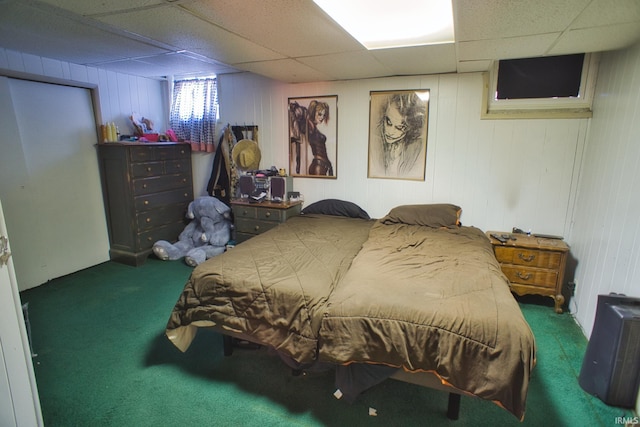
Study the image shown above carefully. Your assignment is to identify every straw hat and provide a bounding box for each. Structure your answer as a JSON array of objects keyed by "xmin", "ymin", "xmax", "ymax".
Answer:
[{"xmin": 232, "ymin": 139, "xmax": 261, "ymax": 171}]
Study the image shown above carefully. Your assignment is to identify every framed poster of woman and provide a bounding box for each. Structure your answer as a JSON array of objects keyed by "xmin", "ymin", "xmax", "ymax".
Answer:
[
  {"xmin": 288, "ymin": 95, "xmax": 338, "ymax": 178},
  {"xmin": 367, "ymin": 90, "xmax": 429, "ymax": 180}
]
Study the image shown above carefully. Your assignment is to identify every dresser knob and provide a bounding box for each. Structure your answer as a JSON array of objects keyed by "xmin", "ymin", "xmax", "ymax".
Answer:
[
  {"xmin": 265, "ymin": 211, "xmax": 271, "ymax": 218},
  {"xmin": 518, "ymin": 253, "xmax": 536, "ymax": 262},
  {"xmin": 184, "ymin": 193, "xmax": 188, "ymax": 197},
  {"xmin": 147, "ymin": 237, "xmax": 153, "ymax": 241},
  {"xmin": 243, "ymin": 210, "xmax": 248, "ymax": 215},
  {"xmin": 144, "ymin": 200, "xmax": 149, "ymax": 205},
  {"xmin": 143, "ymin": 184, "xmax": 147, "ymax": 188},
  {"xmin": 254, "ymin": 225, "xmax": 260, "ymax": 231},
  {"xmin": 146, "ymin": 218, "xmax": 151, "ymax": 223},
  {"xmin": 147, "ymin": 167, "xmax": 152, "ymax": 172},
  {"xmin": 516, "ymin": 271, "xmax": 532, "ymax": 280}
]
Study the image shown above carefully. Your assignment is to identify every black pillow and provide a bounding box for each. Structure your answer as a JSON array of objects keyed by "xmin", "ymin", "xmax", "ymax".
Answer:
[{"xmin": 301, "ymin": 199, "xmax": 370, "ymax": 219}]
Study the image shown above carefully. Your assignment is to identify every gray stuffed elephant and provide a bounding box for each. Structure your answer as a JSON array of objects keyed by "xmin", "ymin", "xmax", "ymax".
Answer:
[{"xmin": 152, "ymin": 196, "xmax": 231, "ymax": 266}]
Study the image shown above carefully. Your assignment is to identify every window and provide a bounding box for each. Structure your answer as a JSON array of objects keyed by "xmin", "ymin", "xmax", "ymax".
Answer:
[
  {"xmin": 482, "ymin": 53, "xmax": 599, "ymax": 119},
  {"xmin": 170, "ymin": 77, "xmax": 219, "ymax": 148}
]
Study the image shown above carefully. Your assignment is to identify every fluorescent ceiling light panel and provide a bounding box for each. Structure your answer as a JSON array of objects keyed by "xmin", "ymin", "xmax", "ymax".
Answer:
[{"xmin": 314, "ymin": 0, "xmax": 454, "ymax": 49}]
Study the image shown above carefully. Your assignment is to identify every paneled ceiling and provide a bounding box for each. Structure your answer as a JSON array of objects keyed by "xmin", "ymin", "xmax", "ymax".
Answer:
[{"xmin": 1, "ymin": 0, "xmax": 640, "ymax": 82}]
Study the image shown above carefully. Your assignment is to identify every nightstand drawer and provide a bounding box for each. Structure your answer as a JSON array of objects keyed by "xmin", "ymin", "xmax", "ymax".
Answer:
[
  {"xmin": 500, "ymin": 266, "xmax": 558, "ymax": 288},
  {"xmin": 257, "ymin": 208, "xmax": 284, "ymax": 222},
  {"xmin": 235, "ymin": 218, "xmax": 279, "ymax": 235},
  {"xmin": 233, "ymin": 205, "xmax": 258, "ymax": 219},
  {"xmin": 494, "ymin": 246, "xmax": 562, "ymax": 269}
]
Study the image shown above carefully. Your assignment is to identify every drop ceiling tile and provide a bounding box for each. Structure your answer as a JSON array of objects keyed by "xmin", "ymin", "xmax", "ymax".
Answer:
[
  {"xmin": 457, "ymin": 60, "xmax": 492, "ymax": 73},
  {"xmin": 0, "ymin": 1, "xmax": 169, "ymax": 65},
  {"xmin": 238, "ymin": 58, "xmax": 332, "ymax": 83},
  {"xmin": 457, "ymin": 33, "xmax": 561, "ymax": 61},
  {"xmin": 455, "ymin": 0, "xmax": 589, "ymax": 41},
  {"xmin": 96, "ymin": 5, "xmax": 284, "ymax": 65},
  {"xmin": 550, "ymin": 23, "xmax": 640, "ymax": 55},
  {"xmin": 37, "ymin": 0, "xmax": 167, "ymax": 16},
  {"xmin": 298, "ymin": 51, "xmax": 391, "ymax": 81},
  {"xmin": 182, "ymin": 0, "xmax": 363, "ymax": 57},
  {"xmin": 570, "ymin": 0, "xmax": 640, "ymax": 29},
  {"xmin": 93, "ymin": 52, "xmax": 237, "ymax": 78},
  {"xmin": 371, "ymin": 44, "xmax": 457, "ymax": 76}
]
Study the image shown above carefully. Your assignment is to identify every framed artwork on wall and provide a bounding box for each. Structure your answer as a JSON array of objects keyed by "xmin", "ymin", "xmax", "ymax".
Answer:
[
  {"xmin": 367, "ymin": 89, "xmax": 430, "ymax": 180},
  {"xmin": 288, "ymin": 95, "xmax": 338, "ymax": 178}
]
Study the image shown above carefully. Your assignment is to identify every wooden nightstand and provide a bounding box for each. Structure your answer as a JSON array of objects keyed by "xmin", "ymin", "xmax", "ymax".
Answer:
[
  {"xmin": 487, "ymin": 231, "xmax": 570, "ymax": 313},
  {"xmin": 231, "ymin": 199, "xmax": 303, "ymax": 243}
]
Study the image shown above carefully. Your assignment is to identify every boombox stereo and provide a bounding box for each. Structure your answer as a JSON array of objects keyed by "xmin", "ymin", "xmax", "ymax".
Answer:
[{"xmin": 238, "ymin": 175, "xmax": 293, "ymax": 202}]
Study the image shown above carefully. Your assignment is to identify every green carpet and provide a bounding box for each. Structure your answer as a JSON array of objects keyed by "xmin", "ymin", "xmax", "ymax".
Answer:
[{"xmin": 20, "ymin": 259, "xmax": 634, "ymax": 426}]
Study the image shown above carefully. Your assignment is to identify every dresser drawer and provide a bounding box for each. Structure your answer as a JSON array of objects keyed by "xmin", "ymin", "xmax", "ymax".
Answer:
[
  {"xmin": 500, "ymin": 265, "xmax": 558, "ymax": 288},
  {"xmin": 136, "ymin": 204, "xmax": 188, "ymax": 231},
  {"xmin": 235, "ymin": 217, "xmax": 279, "ymax": 235},
  {"xmin": 134, "ymin": 188, "xmax": 193, "ymax": 211},
  {"xmin": 165, "ymin": 159, "xmax": 191, "ymax": 174},
  {"xmin": 494, "ymin": 246, "xmax": 562, "ymax": 269},
  {"xmin": 132, "ymin": 161, "xmax": 163, "ymax": 178},
  {"xmin": 129, "ymin": 146, "xmax": 155, "ymax": 162},
  {"xmin": 133, "ymin": 175, "xmax": 191, "ymax": 195},
  {"xmin": 156, "ymin": 145, "xmax": 190, "ymax": 160},
  {"xmin": 137, "ymin": 221, "xmax": 187, "ymax": 251}
]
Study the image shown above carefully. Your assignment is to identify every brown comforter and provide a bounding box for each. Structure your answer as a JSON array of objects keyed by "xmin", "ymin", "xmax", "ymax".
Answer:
[
  {"xmin": 318, "ymin": 222, "xmax": 536, "ymax": 419},
  {"xmin": 166, "ymin": 214, "xmax": 374, "ymax": 364}
]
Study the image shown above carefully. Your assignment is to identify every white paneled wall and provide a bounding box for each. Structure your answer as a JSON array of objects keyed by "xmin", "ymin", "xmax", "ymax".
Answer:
[
  {"xmin": 0, "ymin": 48, "xmax": 167, "ymax": 133},
  {"xmin": 219, "ymin": 72, "xmax": 588, "ymax": 235},
  {"xmin": 569, "ymin": 41, "xmax": 640, "ymax": 337}
]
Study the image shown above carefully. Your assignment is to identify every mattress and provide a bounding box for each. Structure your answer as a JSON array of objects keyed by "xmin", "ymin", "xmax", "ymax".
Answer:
[
  {"xmin": 318, "ymin": 221, "xmax": 536, "ymax": 419},
  {"xmin": 165, "ymin": 214, "xmax": 374, "ymax": 364}
]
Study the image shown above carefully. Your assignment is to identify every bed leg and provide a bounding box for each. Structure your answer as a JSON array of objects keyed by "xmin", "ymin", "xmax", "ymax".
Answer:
[
  {"xmin": 447, "ymin": 393, "xmax": 460, "ymax": 420},
  {"xmin": 222, "ymin": 335, "xmax": 233, "ymax": 356}
]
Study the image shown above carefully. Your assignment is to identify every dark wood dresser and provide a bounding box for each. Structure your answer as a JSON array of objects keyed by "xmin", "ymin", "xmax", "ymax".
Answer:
[
  {"xmin": 487, "ymin": 231, "xmax": 570, "ymax": 313},
  {"xmin": 231, "ymin": 199, "xmax": 303, "ymax": 243},
  {"xmin": 97, "ymin": 142, "xmax": 193, "ymax": 266}
]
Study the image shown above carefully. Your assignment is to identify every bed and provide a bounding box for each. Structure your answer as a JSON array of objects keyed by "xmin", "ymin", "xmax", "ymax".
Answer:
[{"xmin": 165, "ymin": 200, "xmax": 536, "ymax": 420}]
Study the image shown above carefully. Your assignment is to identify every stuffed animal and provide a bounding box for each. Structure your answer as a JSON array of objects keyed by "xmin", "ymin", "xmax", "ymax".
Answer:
[{"xmin": 152, "ymin": 196, "xmax": 232, "ymax": 266}]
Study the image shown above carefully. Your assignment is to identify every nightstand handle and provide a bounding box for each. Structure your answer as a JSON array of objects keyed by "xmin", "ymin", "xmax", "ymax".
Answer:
[
  {"xmin": 518, "ymin": 253, "xmax": 536, "ymax": 262},
  {"xmin": 254, "ymin": 225, "xmax": 260, "ymax": 231},
  {"xmin": 265, "ymin": 211, "xmax": 271, "ymax": 217},
  {"xmin": 516, "ymin": 271, "xmax": 532, "ymax": 280}
]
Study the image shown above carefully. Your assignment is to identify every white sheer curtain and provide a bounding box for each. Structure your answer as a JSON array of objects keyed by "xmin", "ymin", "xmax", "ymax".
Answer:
[{"xmin": 170, "ymin": 77, "xmax": 218, "ymax": 151}]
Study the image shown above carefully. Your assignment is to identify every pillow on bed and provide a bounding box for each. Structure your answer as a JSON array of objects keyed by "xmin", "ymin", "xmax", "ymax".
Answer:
[
  {"xmin": 381, "ymin": 204, "xmax": 461, "ymax": 227},
  {"xmin": 301, "ymin": 199, "xmax": 370, "ymax": 219}
]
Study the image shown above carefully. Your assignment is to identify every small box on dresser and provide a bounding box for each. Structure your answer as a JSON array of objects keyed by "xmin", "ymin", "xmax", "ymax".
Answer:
[
  {"xmin": 97, "ymin": 142, "xmax": 193, "ymax": 266},
  {"xmin": 231, "ymin": 199, "xmax": 303, "ymax": 243},
  {"xmin": 487, "ymin": 231, "xmax": 570, "ymax": 313}
]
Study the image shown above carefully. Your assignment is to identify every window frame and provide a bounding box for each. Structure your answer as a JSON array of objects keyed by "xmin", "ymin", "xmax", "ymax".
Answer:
[{"xmin": 481, "ymin": 53, "xmax": 600, "ymax": 119}]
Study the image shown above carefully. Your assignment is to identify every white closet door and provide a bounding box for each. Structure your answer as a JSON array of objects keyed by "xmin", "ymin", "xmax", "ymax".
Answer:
[
  {"xmin": 0, "ymin": 199, "xmax": 43, "ymax": 426},
  {"xmin": 0, "ymin": 77, "xmax": 109, "ymax": 290}
]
